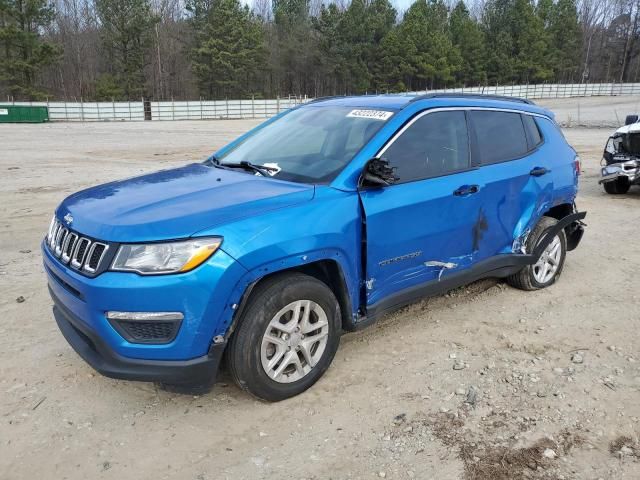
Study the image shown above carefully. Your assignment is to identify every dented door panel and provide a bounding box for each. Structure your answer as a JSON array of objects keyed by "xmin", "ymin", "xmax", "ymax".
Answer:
[
  {"xmin": 473, "ymin": 152, "xmax": 554, "ymax": 259},
  {"xmin": 360, "ymin": 169, "xmax": 482, "ymax": 307},
  {"xmin": 473, "ymin": 117, "xmax": 577, "ymax": 258}
]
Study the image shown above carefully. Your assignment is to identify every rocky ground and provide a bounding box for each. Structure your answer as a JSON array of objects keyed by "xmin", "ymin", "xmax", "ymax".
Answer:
[{"xmin": 1, "ymin": 97, "xmax": 639, "ymax": 479}]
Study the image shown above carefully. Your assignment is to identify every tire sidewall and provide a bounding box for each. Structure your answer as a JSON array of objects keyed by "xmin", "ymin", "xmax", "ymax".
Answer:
[
  {"xmin": 526, "ymin": 217, "xmax": 567, "ymax": 289},
  {"xmin": 229, "ymin": 274, "xmax": 341, "ymax": 401}
]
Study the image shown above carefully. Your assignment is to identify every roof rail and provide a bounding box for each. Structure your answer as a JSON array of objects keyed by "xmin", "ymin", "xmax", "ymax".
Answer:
[
  {"xmin": 409, "ymin": 93, "xmax": 535, "ymax": 105},
  {"xmin": 306, "ymin": 95, "xmax": 348, "ymax": 104}
]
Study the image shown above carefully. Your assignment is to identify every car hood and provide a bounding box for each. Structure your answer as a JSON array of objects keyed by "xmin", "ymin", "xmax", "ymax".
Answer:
[{"xmin": 57, "ymin": 163, "xmax": 315, "ymax": 242}]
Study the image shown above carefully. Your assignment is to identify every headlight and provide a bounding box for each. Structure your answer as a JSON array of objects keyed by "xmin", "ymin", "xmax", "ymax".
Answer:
[{"xmin": 111, "ymin": 237, "xmax": 222, "ymax": 275}]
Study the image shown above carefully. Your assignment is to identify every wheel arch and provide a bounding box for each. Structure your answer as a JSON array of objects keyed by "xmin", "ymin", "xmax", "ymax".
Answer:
[
  {"xmin": 543, "ymin": 202, "xmax": 574, "ymax": 221},
  {"xmin": 224, "ymin": 257, "xmax": 359, "ymax": 343}
]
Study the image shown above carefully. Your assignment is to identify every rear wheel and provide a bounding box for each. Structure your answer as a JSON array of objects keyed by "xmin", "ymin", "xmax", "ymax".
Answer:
[
  {"xmin": 507, "ymin": 216, "xmax": 567, "ymax": 291},
  {"xmin": 226, "ymin": 273, "xmax": 341, "ymax": 401},
  {"xmin": 603, "ymin": 177, "xmax": 630, "ymax": 194}
]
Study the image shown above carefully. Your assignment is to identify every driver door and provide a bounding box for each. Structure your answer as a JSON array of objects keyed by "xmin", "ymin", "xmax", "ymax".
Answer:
[{"xmin": 358, "ymin": 110, "xmax": 484, "ymax": 308}]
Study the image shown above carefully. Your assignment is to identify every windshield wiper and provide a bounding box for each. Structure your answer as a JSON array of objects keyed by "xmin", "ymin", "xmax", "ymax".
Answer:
[{"xmin": 214, "ymin": 160, "xmax": 279, "ymax": 177}]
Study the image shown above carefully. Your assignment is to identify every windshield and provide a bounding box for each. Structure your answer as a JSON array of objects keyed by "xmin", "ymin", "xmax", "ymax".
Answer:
[{"xmin": 216, "ymin": 106, "xmax": 394, "ymax": 183}]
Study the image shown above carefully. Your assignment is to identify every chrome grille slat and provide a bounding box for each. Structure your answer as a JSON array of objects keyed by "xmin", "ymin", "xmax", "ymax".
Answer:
[
  {"xmin": 49, "ymin": 222, "xmax": 61, "ymax": 249},
  {"xmin": 71, "ymin": 237, "xmax": 90, "ymax": 269},
  {"xmin": 83, "ymin": 242, "xmax": 108, "ymax": 273},
  {"xmin": 54, "ymin": 227, "xmax": 68, "ymax": 256},
  {"xmin": 46, "ymin": 216, "xmax": 109, "ymax": 275},
  {"xmin": 61, "ymin": 232, "xmax": 78, "ymax": 263}
]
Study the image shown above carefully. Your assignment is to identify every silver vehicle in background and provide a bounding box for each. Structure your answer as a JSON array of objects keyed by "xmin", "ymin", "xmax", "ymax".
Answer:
[{"xmin": 600, "ymin": 114, "xmax": 640, "ymax": 194}]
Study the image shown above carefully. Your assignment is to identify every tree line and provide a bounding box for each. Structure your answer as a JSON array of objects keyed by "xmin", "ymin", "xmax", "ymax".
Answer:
[{"xmin": 1, "ymin": 0, "xmax": 640, "ymax": 101}]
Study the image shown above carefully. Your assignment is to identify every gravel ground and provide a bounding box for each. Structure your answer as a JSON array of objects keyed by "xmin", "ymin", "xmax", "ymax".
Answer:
[{"xmin": 1, "ymin": 96, "xmax": 640, "ymax": 480}]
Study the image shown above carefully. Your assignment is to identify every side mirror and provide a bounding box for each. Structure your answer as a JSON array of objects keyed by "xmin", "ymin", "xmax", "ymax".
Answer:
[{"xmin": 359, "ymin": 158, "xmax": 399, "ymax": 188}]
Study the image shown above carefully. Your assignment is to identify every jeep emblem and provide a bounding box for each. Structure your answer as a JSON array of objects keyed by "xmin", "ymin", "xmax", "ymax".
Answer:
[{"xmin": 63, "ymin": 213, "xmax": 73, "ymax": 225}]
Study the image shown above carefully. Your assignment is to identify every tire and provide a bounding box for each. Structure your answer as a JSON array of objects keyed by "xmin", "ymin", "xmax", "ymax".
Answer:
[
  {"xmin": 226, "ymin": 272, "xmax": 341, "ymax": 401},
  {"xmin": 625, "ymin": 114, "xmax": 639, "ymax": 125},
  {"xmin": 506, "ymin": 216, "xmax": 567, "ymax": 291},
  {"xmin": 603, "ymin": 177, "xmax": 630, "ymax": 194}
]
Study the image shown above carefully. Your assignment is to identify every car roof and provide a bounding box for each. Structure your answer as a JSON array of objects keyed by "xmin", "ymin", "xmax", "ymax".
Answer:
[{"xmin": 306, "ymin": 93, "xmax": 553, "ymax": 118}]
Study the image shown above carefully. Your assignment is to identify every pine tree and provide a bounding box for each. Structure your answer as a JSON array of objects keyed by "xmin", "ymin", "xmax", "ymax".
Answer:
[
  {"xmin": 548, "ymin": 0, "xmax": 581, "ymax": 81},
  {"xmin": 449, "ymin": 1, "xmax": 486, "ymax": 85},
  {"xmin": 374, "ymin": 27, "xmax": 415, "ymax": 92},
  {"xmin": 0, "ymin": 0, "xmax": 60, "ymax": 100},
  {"xmin": 314, "ymin": 4, "xmax": 343, "ymax": 93},
  {"xmin": 188, "ymin": 0, "xmax": 266, "ymax": 98},
  {"xmin": 400, "ymin": 0, "xmax": 461, "ymax": 90},
  {"xmin": 95, "ymin": 0, "xmax": 158, "ymax": 99},
  {"xmin": 272, "ymin": 0, "xmax": 315, "ymax": 94},
  {"xmin": 483, "ymin": 0, "xmax": 553, "ymax": 84}
]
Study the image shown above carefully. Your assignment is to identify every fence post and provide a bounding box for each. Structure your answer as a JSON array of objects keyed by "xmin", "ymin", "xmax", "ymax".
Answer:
[
  {"xmin": 112, "ymin": 99, "xmax": 116, "ymax": 120},
  {"xmin": 200, "ymin": 98, "xmax": 203, "ymax": 120},
  {"xmin": 277, "ymin": 96, "xmax": 280, "ymax": 114},
  {"xmin": 97, "ymin": 101, "xmax": 101, "ymax": 121},
  {"xmin": 80, "ymin": 97, "xmax": 85, "ymax": 121},
  {"xmin": 226, "ymin": 97, "xmax": 229, "ymax": 118},
  {"xmin": 252, "ymin": 95, "xmax": 255, "ymax": 119},
  {"xmin": 128, "ymin": 101, "xmax": 132, "ymax": 121}
]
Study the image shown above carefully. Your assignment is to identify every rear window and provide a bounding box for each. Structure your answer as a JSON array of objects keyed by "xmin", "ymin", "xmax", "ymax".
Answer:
[
  {"xmin": 522, "ymin": 114, "xmax": 542, "ymax": 148},
  {"xmin": 470, "ymin": 111, "xmax": 528, "ymax": 165}
]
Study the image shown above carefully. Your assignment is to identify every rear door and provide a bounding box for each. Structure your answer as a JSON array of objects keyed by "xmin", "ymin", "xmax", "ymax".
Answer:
[
  {"xmin": 359, "ymin": 110, "xmax": 484, "ymax": 307},
  {"xmin": 469, "ymin": 110, "xmax": 549, "ymax": 259}
]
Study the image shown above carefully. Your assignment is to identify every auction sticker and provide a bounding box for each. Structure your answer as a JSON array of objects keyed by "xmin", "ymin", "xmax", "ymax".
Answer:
[
  {"xmin": 0, "ymin": 109, "xmax": 8, "ymax": 115},
  {"xmin": 347, "ymin": 109, "xmax": 393, "ymax": 121}
]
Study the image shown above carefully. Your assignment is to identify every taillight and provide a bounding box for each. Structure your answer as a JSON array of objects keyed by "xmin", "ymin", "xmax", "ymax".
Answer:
[{"xmin": 574, "ymin": 155, "xmax": 581, "ymax": 176}]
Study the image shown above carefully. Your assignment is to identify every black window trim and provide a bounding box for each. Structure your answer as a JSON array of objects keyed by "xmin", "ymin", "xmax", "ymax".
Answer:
[{"xmin": 375, "ymin": 107, "xmax": 550, "ymax": 185}]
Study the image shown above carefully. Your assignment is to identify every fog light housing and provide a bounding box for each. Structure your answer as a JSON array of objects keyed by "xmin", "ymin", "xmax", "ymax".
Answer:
[{"xmin": 106, "ymin": 311, "xmax": 183, "ymax": 344}]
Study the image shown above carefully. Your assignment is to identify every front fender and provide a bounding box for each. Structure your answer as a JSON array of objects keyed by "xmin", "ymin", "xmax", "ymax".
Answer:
[
  {"xmin": 196, "ymin": 186, "xmax": 364, "ymax": 337},
  {"xmin": 211, "ymin": 249, "xmax": 361, "ymax": 339}
]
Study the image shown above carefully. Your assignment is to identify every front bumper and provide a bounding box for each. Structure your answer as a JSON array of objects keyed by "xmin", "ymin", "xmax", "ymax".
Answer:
[
  {"xmin": 600, "ymin": 160, "xmax": 640, "ymax": 184},
  {"xmin": 52, "ymin": 287, "xmax": 224, "ymax": 385},
  {"xmin": 43, "ymin": 237, "xmax": 249, "ymax": 386}
]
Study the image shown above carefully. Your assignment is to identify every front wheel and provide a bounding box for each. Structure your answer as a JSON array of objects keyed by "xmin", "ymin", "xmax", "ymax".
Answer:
[
  {"xmin": 226, "ymin": 273, "xmax": 341, "ymax": 401},
  {"xmin": 507, "ymin": 216, "xmax": 567, "ymax": 291}
]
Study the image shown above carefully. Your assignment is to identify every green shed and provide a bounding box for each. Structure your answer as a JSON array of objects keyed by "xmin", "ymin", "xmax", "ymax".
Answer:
[{"xmin": 0, "ymin": 105, "xmax": 49, "ymax": 123}]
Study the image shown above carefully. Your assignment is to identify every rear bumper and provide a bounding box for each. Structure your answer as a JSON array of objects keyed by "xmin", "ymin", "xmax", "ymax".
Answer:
[{"xmin": 51, "ymin": 287, "xmax": 225, "ymax": 386}]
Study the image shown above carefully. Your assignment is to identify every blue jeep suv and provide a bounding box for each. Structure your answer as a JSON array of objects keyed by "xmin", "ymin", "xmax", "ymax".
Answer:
[{"xmin": 43, "ymin": 94, "xmax": 586, "ymax": 401}]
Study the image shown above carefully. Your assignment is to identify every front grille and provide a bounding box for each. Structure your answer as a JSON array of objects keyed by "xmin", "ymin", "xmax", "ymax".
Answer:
[
  {"xmin": 114, "ymin": 320, "xmax": 179, "ymax": 343},
  {"xmin": 47, "ymin": 217, "xmax": 109, "ymax": 274}
]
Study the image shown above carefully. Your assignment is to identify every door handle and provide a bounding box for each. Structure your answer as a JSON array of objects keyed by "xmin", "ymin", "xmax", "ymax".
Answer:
[
  {"xmin": 530, "ymin": 167, "xmax": 550, "ymax": 177},
  {"xmin": 453, "ymin": 184, "xmax": 480, "ymax": 196}
]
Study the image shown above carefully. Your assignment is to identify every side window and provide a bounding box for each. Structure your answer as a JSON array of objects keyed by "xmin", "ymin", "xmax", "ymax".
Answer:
[
  {"xmin": 470, "ymin": 111, "xmax": 528, "ymax": 165},
  {"xmin": 522, "ymin": 114, "xmax": 542, "ymax": 148},
  {"xmin": 382, "ymin": 111, "xmax": 469, "ymax": 183}
]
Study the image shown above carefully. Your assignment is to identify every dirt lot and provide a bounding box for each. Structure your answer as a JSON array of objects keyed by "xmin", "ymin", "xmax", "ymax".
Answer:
[{"xmin": 1, "ymin": 96, "xmax": 640, "ymax": 480}]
